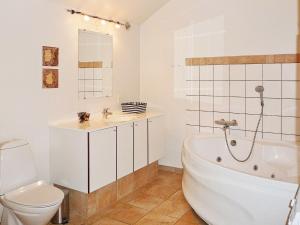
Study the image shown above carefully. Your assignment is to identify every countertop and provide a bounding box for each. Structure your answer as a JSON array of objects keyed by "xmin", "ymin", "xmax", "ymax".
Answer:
[{"xmin": 49, "ymin": 111, "xmax": 163, "ymax": 132}]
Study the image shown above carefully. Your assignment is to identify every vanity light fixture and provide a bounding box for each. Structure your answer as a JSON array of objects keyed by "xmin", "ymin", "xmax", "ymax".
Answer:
[{"xmin": 67, "ymin": 9, "xmax": 131, "ymax": 30}]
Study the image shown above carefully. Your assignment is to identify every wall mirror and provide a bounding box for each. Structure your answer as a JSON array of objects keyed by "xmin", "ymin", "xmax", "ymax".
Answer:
[{"xmin": 78, "ymin": 30, "xmax": 113, "ymax": 99}]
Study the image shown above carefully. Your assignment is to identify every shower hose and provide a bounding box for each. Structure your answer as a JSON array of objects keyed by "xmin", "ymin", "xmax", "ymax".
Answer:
[{"xmin": 223, "ymin": 103, "xmax": 264, "ymax": 162}]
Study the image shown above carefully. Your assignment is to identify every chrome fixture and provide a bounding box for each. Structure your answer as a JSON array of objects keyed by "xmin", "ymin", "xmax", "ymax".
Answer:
[
  {"xmin": 255, "ymin": 85, "xmax": 264, "ymax": 106},
  {"xmin": 230, "ymin": 140, "xmax": 237, "ymax": 146},
  {"xmin": 67, "ymin": 9, "xmax": 131, "ymax": 30},
  {"xmin": 215, "ymin": 85, "xmax": 264, "ymax": 162},
  {"xmin": 215, "ymin": 119, "xmax": 238, "ymax": 129},
  {"xmin": 102, "ymin": 108, "xmax": 113, "ymax": 119}
]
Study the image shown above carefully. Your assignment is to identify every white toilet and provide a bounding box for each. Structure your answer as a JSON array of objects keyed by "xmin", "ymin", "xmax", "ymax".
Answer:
[{"xmin": 0, "ymin": 139, "xmax": 64, "ymax": 225}]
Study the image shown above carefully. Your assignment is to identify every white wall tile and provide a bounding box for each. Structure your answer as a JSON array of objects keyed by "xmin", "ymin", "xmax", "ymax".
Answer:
[
  {"xmin": 263, "ymin": 133, "xmax": 281, "ymax": 141},
  {"xmin": 214, "ymin": 80, "xmax": 229, "ymax": 96},
  {"xmin": 214, "ymin": 65, "xmax": 229, "ymax": 80},
  {"xmin": 230, "ymin": 129, "xmax": 245, "ymax": 138},
  {"xmin": 246, "ymin": 131, "xmax": 263, "ymax": 140},
  {"xmin": 246, "ymin": 64, "xmax": 262, "ymax": 80},
  {"xmin": 186, "ymin": 81, "xmax": 199, "ymax": 95},
  {"xmin": 200, "ymin": 81, "xmax": 213, "ymax": 95},
  {"xmin": 214, "ymin": 112, "xmax": 230, "ymax": 121},
  {"xmin": 200, "ymin": 111, "xmax": 213, "ymax": 127},
  {"xmin": 94, "ymin": 80, "xmax": 103, "ymax": 92},
  {"xmin": 215, "ymin": 97, "xmax": 229, "ymax": 112},
  {"xmin": 200, "ymin": 127, "xmax": 213, "ymax": 133},
  {"xmin": 230, "ymin": 65, "xmax": 245, "ymax": 80},
  {"xmin": 282, "ymin": 99, "xmax": 300, "ymax": 117},
  {"xmin": 246, "ymin": 114, "xmax": 262, "ymax": 132},
  {"xmin": 282, "ymin": 63, "xmax": 299, "ymax": 80},
  {"xmin": 230, "ymin": 113, "xmax": 245, "ymax": 130},
  {"xmin": 246, "ymin": 81, "xmax": 263, "ymax": 97},
  {"xmin": 263, "ymin": 64, "xmax": 281, "ymax": 80},
  {"xmin": 282, "ymin": 81, "xmax": 300, "ymax": 99},
  {"xmin": 282, "ymin": 117, "xmax": 300, "ymax": 135},
  {"xmin": 230, "ymin": 81, "xmax": 245, "ymax": 97},
  {"xmin": 230, "ymin": 97, "xmax": 245, "ymax": 113},
  {"xmin": 200, "ymin": 96, "xmax": 213, "ymax": 111},
  {"xmin": 185, "ymin": 125, "xmax": 199, "ymax": 135},
  {"xmin": 246, "ymin": 98, "xmax": 261, "ymax": 115},
  {"xmin": 78, "ymin": 80, "xmax": 85, "ymax": 92},
  {"xmin": 264, "ymin": 98, "xmax": 281, "ymax": 116},
  {"xmin": 200, "ymin": 65, "xmax": 213, "ymax": 80},
  {"xmin": 263, "ymin": 81, "xmax": 281, "ymax": 98},
  {"xmin": 186, "ymin": 110, "xmax": 199, "ymax": 125},
  {"xmin": 85, "ymin": 80, "xmax": 94, "ymax": 91},
  {"xmin": 263, "ymin": 116, "xmax": 281, "ymax": 133},
  {"xmin": 282, "ymin": 134, "xmax": 300, "ymax": 142},
  {"xmin": 186, "ymin": 96, "xmax": 199, "ymax": 110},
  {"xmin": 186, "ymin": 67, "xmax": 200, "ymax": 80}
]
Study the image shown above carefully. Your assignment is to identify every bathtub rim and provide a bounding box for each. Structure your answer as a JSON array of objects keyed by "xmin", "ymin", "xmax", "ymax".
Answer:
[{"xmin": 183, "ymin": 133, "xmax": 300, "ymax": 185}]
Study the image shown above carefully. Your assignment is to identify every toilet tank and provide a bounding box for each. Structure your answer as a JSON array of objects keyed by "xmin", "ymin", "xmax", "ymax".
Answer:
[{"xmin": 0, "ymin": 139, "xmax": 37, "ymax": 195}]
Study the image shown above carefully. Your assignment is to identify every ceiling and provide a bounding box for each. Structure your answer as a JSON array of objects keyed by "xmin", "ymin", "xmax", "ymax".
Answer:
[{"xmin": 61, "ymin": 0, "xmax": 170, "ymax": 24}]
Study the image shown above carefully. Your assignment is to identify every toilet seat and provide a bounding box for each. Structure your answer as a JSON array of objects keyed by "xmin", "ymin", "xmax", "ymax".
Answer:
[{"xmin": 2, "ymin": 181, "xmax": 64, "ymax": 209}]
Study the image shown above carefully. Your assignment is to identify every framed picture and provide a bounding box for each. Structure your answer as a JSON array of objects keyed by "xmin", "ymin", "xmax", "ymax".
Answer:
[
  {"xmin": 43, "ymin": 46, "xmax": 59, "ymax": 66},
  {"xmin": 43, "ymin": 69, "xmax": 59, "ymax": 88}
]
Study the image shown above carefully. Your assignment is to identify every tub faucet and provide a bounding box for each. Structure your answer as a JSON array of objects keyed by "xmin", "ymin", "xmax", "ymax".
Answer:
[
  {"xmin": 215, "ymin": 119, "xmax": 238, "ymax": 129},
  {"xmin": 102, "ymin": 108, "xmax": 112, "ymax": 119}
]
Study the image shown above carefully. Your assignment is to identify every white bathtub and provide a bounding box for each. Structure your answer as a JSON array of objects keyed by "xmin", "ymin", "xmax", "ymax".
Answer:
[{"xmin": 182, "ymin": 134, "xmax": 300, "ymax": 225}]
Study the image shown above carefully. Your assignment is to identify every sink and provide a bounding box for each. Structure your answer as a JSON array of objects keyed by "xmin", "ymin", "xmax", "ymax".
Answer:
[{"xmin": 105, "ymin": 114, "xmax": 139, "ymax": 123}]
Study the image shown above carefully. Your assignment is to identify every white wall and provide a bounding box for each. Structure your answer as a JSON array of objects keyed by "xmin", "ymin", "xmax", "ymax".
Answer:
[
  {"xmin": 140, "ymin": 0, "xmax": 299, "ymax": 168},
  {"xmin": 0, "ymin": 0, "xmax": 140, "ymax": 180}
]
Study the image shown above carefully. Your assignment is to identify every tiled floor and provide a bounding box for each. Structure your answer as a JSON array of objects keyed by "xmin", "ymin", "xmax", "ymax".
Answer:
[{"xmin": 65, "ymin": 169, "xmax": 208, "ymax": 225}]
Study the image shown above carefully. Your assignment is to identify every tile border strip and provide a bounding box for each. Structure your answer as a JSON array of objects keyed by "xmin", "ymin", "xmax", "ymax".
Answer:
[{"xmin": 186, "ymin": 54, "xmax": 300, "ymax": 66}]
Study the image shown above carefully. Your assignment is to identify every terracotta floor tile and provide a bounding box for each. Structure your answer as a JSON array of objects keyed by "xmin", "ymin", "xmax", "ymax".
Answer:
[
  {"xmin": 106, "ymin": 203, "xmax": 148, "ymax": 224},
  {"xmin": 139, "ymin": 182, "xmax": 178, "ymax": 200},
  {"xmin": 127, "ymin": 192, "xmax": 164, "ymax": 211},
  {"xmin": 151, "ymin": 199, "xmax": 190, "ymax": 219},
  {"xmin": 135, "ymin": 212, "xmax": 178, "ymax": 225},
  {"xmin": 90, "ymin": 216, "xmax": 129, "ymax": 225},
  {"xmin": 176, "ymin": 210, "xmax": 208, "ymax": 225},
  {"xmin": 153, "ymin": 170, "xmax": 182, "ymax": 190}
]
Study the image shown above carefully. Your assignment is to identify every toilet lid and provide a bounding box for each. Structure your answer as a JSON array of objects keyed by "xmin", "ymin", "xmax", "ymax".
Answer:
[{"xmin": 4, "ymin": 181, "xmax": 64, "ymax": 208}]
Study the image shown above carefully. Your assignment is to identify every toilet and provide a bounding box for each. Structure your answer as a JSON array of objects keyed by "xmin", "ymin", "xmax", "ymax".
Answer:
[{"xmin": 0, "ymin": 139, "xmax": 64, "ymax": 225}]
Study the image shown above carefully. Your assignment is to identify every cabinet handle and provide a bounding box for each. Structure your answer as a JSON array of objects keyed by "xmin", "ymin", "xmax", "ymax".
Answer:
[
  {"xmin": 135, "ymin": 124, "xmax": 138, "ymax": 127},
  {"xmin": 148, "ymin": 120, "xmax": 152, "ymax": 123}
]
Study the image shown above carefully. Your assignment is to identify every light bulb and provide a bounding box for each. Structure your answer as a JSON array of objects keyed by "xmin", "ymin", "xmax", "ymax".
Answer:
[
  {"xmin": 101, "ymin": 20, "xmax": 107, "ymax": 25},
  {"xmin": 115, "ymin": 23, "xmax": 121, "ymax": 29},
  {"xmin": 84, "ymin": 15, "xmax": 90, "ymax": 21}
]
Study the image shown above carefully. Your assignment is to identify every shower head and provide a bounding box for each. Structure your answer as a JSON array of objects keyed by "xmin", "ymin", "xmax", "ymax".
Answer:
[
  {"xmin": 255, "ymin": 86, "xmax": 264, "ymax": 93},
  {"xmin": 255, "ymin": 86, "xmax": 264, "ymax": 106}
]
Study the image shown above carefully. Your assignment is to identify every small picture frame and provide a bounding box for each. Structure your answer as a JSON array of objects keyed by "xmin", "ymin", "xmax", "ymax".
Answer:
[
  {"xmin": 43, "ymin": 46, "xmax": 59, "ymax": 66},
  {"xmin": 43, "ymin": 69, "xmax": 59, "ymax": 88}
]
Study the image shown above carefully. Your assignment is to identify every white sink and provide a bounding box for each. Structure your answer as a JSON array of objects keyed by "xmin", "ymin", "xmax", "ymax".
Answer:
[{"xmin": 105, "ymin": 114, "xmax": 140, "ymax": 123}]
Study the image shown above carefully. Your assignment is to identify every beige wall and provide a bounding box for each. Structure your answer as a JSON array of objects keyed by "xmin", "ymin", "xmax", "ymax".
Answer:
[
  {"xmin": 140, "ymin": 0, "xmax": 299, "ymax": 168},
  {"xmin": 0, "ymin": 0, "xmax": 140, "ymax": 180}
]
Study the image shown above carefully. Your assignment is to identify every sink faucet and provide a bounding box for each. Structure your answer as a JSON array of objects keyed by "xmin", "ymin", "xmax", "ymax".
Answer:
[{"xmin": 102, "ymin": 108, "xmax": 112, "ymax": 119}]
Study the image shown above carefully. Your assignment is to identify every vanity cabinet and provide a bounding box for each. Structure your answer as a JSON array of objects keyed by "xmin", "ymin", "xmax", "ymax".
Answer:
[
  {"xmin": 148, "ymin": 116, "xmax": 165, "ymax": 163},
  {"xmin": 50, "ymin": 114, "xmax": 165, "ymax": 194},
  {"xmin": 89, "ymin": 127, "xmax": 116, "ymax": 192},
  {"xmin": 133, "ymin": 120, "xmax": 148, "ymax": 170},
  {"xmin": 117, "ymin": 123, "xmax": 134, "ymax": 179}
]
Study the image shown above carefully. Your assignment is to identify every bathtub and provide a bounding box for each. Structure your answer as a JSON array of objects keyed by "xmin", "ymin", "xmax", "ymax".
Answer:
[{"xmin": 182, "ymin": 134, "xmax": 300, "ymax": 225}]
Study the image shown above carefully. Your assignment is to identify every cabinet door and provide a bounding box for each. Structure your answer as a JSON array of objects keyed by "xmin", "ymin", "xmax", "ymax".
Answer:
[
  {"xmin": 117, "ymin": 123, "xmax": 134, "ymax": 179},
  {"xmin": 89, "ymin": 127, "xmax": 116, "ymax": 193},
  {"xmin": 148, "ymin": 116, "xmax": 165, "ymax": 163},
  {"xmin": 134, "ymin": 120, "xmax": 148, "ymax": 171}
]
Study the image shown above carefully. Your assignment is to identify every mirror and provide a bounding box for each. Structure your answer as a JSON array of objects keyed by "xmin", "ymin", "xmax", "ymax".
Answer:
[{"xmin": 78, "ymin": 30, "xmax": 113, "ymax": 99}]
